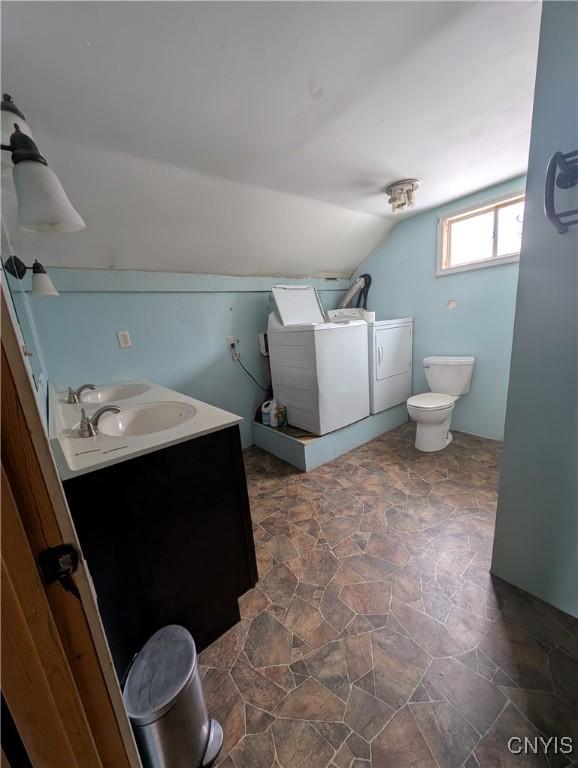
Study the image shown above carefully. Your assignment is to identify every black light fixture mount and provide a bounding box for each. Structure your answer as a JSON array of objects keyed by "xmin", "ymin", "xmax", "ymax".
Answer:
[
  {"xmin": 1, "ymin": 94, "xmax": 48, "ymax": 166},
  {"xmin": 1, "ymin": 92, "xmax": 25, "ymax": 119},
  {"xmin": 3, "ymin": 253, "xmax": 28, "ymax": 280}
]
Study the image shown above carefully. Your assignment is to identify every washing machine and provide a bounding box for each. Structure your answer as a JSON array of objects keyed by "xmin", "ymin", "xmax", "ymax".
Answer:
[{"xmin": 267, "ymin": 286, "xmax": 370, "ymax": 435}]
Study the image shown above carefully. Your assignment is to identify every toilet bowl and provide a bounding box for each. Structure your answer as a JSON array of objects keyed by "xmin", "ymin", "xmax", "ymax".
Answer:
[
  {"xmin": 407, "ymin": 356, "xmax": 475, "ymax": 452},
  {"xmin": 407, "ymin": 393, "xmax": 457, "ymax": 452}
]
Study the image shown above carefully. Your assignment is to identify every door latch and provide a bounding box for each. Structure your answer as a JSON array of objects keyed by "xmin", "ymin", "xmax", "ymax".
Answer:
[{"xmin": 38, "ymin": 544, "xmax": 80, "ymax": 599}]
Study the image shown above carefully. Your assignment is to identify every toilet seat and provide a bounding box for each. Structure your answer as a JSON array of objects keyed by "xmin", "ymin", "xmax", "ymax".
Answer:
[{"xmin": 407, "ymin": 393, "xmax": 456, "ymax": 411}]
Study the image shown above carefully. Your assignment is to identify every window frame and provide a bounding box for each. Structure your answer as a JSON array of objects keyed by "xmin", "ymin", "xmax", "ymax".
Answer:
[{"xmin": 436, "ymin": 191, "xmax": 525, "ymax": 277}]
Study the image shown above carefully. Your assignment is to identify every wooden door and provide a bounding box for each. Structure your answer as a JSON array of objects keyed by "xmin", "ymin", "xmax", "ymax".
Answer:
[
  {"xmin": 2, "ymin": 466, "xmax": 102, "ymax": 766},
  {"xmin": 1, "ymin": 285, "xmax": 141, "ymax": 768}
]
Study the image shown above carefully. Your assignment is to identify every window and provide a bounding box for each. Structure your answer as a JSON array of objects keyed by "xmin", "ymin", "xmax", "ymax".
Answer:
[{"xmin": 437, "ymin": 193, "xmax": 525, "ymax": 275}]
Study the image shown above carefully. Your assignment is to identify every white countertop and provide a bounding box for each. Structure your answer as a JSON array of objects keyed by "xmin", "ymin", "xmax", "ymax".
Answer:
[{"xmin": 49, "ymin": 379, "xmax": 243, "ymax": 480}]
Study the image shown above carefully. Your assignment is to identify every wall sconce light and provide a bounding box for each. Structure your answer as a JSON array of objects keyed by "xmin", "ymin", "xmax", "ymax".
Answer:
[
  {"xmin": 3, "ymin": 253, "xmax": 59, "ymax": 296},
  {"xmin": 384, "ymin": 178, "xmax": 421, "ymax": 213},
  {"xmin": 1, "ymin": 93, "xmax": 85, "ymax": 232}
]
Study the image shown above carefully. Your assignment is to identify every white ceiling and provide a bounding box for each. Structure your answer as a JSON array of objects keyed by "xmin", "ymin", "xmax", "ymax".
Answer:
[{"xmin": 1, "ymin": 1, "xmax": 540, "ymax": 277}]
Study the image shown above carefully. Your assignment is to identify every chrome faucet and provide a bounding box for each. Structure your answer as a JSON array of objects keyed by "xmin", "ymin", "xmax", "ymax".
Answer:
[
  {"xmin": 67, "ymin": 384, "xmax": 97, "ymax": 405},
  {"xmin": 78, "ymin": 406, "xmax": 121, "ymax": 438}
]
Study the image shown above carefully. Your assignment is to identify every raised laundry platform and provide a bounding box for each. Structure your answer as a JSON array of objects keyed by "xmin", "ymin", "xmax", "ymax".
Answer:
[{"xmin": 252, "ymin": 404, "xmax": 408, "ymax": 471}]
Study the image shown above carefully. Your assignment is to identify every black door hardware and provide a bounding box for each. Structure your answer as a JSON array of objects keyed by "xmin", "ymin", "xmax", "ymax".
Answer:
[
  {"xmin": 38, "ymin": 543, "xmax": 81, "ymax": 598},
  {"xmin": 545, "ymin": 149, "xmax": 578, "ymax": 234}
]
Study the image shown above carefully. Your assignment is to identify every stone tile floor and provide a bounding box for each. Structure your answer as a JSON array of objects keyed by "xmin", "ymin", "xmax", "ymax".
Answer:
[{"xmin": 200, "ymin": 423, "xmax": 578, "ymax": 768}]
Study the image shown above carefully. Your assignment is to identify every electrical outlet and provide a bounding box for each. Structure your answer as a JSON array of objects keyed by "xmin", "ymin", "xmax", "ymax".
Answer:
[
  {"xmin": 227, "ymin": 336, "xmax": 239, "ymax": 358},
  {"xmin": 117, "ymin": 330, "xmax": 132, "ymax": 348}
]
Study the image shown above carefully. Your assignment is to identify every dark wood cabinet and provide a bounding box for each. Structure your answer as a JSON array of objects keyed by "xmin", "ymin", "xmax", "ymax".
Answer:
[{"xmin": 64, "ymin": 425, "xmax": 257, "ymax": 679}]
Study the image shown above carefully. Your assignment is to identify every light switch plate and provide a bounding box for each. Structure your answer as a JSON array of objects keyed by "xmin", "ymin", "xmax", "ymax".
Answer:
[{"xmin": 117, "ymin": 330, "xmax": 132, "ymax": 348}]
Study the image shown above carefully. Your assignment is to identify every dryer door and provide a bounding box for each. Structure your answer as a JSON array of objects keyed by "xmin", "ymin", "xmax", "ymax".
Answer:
[
  {"xmin": 370, "ymin": 323, "xmax": 412, "ymax": 414},
  {"xmin": 375, "ymin": 325, "xmax": 412, "ymax": 380}
]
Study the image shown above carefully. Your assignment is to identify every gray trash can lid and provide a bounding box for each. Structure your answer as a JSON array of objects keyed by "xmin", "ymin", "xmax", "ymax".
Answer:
[{"xmin": 123, "ymin": 625, "xmax": 197, "ymax": 726}]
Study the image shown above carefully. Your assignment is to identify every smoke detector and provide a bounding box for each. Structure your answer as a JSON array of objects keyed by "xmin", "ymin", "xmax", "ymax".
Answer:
[{"xmin": 384, "ymin": 178, "xmax": 421, "ymax": 213}]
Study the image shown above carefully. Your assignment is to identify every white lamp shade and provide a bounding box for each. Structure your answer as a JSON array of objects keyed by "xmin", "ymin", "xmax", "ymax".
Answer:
[
  {"xmin": 12, "ymin": 160, "xmax": 85, "ymax": 232},
  {"xmin": 31, "ymin": 268, "xmax": 59, "ymax": 296}
]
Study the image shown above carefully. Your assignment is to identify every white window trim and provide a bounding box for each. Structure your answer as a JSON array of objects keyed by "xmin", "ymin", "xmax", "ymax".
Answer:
[{"xmin": 436, "ymin": 190, "xmax": 525, "ymax": 277}]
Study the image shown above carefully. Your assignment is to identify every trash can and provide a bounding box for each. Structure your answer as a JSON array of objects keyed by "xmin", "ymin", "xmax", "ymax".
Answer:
[{"xmin": 123, "ymin": 625, "xmax": 223, "ymax": 768}]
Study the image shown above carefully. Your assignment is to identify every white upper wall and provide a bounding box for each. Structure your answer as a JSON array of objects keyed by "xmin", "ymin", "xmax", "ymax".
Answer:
[{"xmin": 1, "ymin": 1, "xmax": 540, "ymax": 277}]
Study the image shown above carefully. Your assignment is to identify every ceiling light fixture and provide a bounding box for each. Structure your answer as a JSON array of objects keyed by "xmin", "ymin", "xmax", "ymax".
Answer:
[
  {"xmin": 385, "ymin": 178, "xmax": 421, "ymax": 214},
  {"xmin": 1, "ymin": 93, "xmax": 85, "ymax": 232}
]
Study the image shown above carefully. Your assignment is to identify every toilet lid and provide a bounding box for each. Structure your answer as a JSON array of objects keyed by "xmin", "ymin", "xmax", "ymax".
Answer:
[{"xmin": 407, "ymin": 393, "xmax": 456, "ymax": 410}]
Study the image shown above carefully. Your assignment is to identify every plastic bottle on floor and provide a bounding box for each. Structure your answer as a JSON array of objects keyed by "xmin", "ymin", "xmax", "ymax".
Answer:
[
  {"xmin": 261, "ymin": 400, "xmax": 272, "ymax": 426},
  {"xmin": 269, "ymin": 399, "xmax": 279, "ymax": 428}
]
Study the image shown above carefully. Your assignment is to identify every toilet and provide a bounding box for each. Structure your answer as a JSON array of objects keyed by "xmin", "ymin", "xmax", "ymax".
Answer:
[{"xmin": 407, "ymin": 356, "xmax": 475, "ymax": 452}]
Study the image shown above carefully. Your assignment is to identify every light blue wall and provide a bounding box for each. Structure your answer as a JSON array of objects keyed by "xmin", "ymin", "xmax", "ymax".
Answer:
[
  {"xmin": 357, "ymin": 177, "xmax": 525, "ymax": 440},
  {"xmin": 25, "ymin": 272, "xmax": 347, "ymax": 447},
  {"xmin": 492, "ymin": 2, "xmax": 578, "ymax": 618}
]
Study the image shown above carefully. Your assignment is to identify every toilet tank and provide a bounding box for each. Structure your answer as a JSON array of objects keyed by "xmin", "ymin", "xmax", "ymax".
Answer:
[{"xmin": 423, "ymin": 356, "xmax": 475, "ymax": 395}]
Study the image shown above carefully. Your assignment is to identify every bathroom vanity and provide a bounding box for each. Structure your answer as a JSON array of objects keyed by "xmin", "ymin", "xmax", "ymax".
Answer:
[{"xmin": 50, "ymin": 381, "xmax": 257, "ymax": 678}]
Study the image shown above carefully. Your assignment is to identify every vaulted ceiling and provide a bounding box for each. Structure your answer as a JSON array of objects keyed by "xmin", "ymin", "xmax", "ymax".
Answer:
[{"xmin": 1, "ymin": 1, "xmax": 540, "ymax": 277}]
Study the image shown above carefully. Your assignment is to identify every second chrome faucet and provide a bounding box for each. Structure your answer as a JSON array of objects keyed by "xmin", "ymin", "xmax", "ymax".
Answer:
[
  {"xmin": 79, "ymin": 406, "xmax": 121, "ymax": 438},
  {"xmin": 67, "ymin": 383, "xmax": 97, "ymax": 405}
]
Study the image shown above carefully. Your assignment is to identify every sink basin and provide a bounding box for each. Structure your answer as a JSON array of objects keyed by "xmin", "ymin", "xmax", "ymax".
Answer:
[
  {"xmin": 98, "ymin": 401, "xmax": 197, "ymax": 437},
  {"xmin": 81, "ymin": 383, "xmax": 151, "ymax": 404}
]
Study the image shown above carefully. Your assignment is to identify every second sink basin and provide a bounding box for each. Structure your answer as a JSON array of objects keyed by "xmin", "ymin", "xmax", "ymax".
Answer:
[
  {"xmin": 98, "ymin": 401, "xmax": 197, "ymax": 437},
  {"xmin": 81, "ymin": 383, "xmax": 151, "ymax": 404}
]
